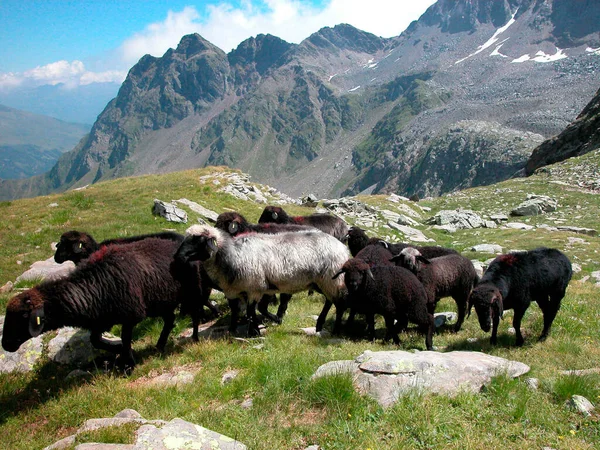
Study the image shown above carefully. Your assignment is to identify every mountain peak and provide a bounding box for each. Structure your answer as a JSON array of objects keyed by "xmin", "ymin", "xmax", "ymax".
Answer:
[
  {"xmin": 306, "ymin": 23, "xmax": 387, "ymax": 53},
  {"xmin": 173, "ymin": 33, "xmax": 224, "ymax": 58},
  {"xmin": 228, "ymin": 34, "xmax": 293, "ymax": 75}
]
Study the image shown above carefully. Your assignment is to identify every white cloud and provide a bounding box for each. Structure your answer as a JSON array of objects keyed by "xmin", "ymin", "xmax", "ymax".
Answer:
[
  {"xmin": 0, "ymin": 60, "xmax": 126, "ymax": 91},
  {"xmin": 117, "ymin": 0, "xmax": 437, "ymax": 65}
]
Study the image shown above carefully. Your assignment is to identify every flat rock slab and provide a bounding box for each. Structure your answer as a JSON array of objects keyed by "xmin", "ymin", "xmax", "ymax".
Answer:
[
  {"xmin": 44, "ymin": 410, "xmax": 247, "ymax": 450},
  {"xmin": 15, "ymin": 257, "xmax": 75, "ymax": 283},
  {"xmin": 48, "ymin": 327, "xmax": 118, "ymax": 366},
  {"xmin": 313, "ymin": 350, "xmax": 530, "ymax": 408}
]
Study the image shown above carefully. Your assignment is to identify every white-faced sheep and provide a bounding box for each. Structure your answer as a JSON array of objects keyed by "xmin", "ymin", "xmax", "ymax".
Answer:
[
  {"xmin": 2, "ymin": 238, "xmax": 202, "ymax": 370},
  {"xmin": 469, "ymin": 247, "xmax": 572, "ymax": 346},
  {"xmin": 258, "ymin": 206, "xmax": 349, "ymax": 243},
  {"xmin": 333, "ymin": 258, "xmax": 434, "ymax": 349},
  {"xmin": 215, "ymin": 211, "xmax": 313, "ymax": 324},
  {"xmin": 54, "ymin": 230, "xmax": 219, "ymax": 322},
  {"xmin": 175, "ymin": 225, "xmax": 350, "ymax": 336},
  {"xmin": 391, "ymin": 247, "xmax": 479, "ymax": 332}
]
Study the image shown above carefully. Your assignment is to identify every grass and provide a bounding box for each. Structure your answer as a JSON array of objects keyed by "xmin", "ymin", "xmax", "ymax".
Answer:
[{"xmin": 1, "ymin": 157, "xmax": 600, "ymax": 449}]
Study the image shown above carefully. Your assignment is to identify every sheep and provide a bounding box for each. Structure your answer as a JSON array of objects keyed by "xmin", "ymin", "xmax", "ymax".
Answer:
[
  {"xmin": 2, "ymin": 238, "xmax": 204, "ymax": 370},
  {"xmin": 215, "ymin": 211, "xmax": 312, "ymax": 323},
  {"xmin": 175, "ymin": 225, "xmax": 350, "ymax": 336},
  {"xmin": 346, "ymin": 226, "xmax": 458, "ymax": 258},
  {"xmin": 54, "ymin": 230, "xmax": 219, "ymax": 321},
  {"xmin": 258, "ymin": 206, "xmax": 349, "ymax": 242},
  {"xmin": 332, "ymin": 258, "xmax": 433, "ymax": 349},
  {"xmin": 391, "ymin": 247, "xmax": 479, "ymax": 332},
  {"xmin": 468, "ymin": 247, "xmax": 572, "ymax": 346}
]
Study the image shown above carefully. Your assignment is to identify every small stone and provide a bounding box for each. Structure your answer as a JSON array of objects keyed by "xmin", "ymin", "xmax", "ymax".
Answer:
[
  {"xmin": 65, "ymin": 369, "xmax": 92, "ymax": 380},
  {"xmin": 0, "ymin": 281, "xmax": 13, "ymax": 294},
  {"xmin": 221, "ymin": 369, "xmax": 239, "ymax": 385},
  {"xmin": 240, "ymin": 398, "xmax": 253, "ymax": 409},
  {"xmin": 566, "ymin": 395, "xmax": 595, "ymax": 416},
  {"xmin": 524, "ymin": 377, "xmax": 539, "ymax": 390},
  {"xmin": 114, "ymin": 409, "xmax": 143, "ymax": 419}
]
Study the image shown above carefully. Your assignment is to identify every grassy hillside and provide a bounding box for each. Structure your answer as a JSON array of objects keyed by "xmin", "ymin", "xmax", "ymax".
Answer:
[{"xmin": 0, "ymin": 154, "xmax": 599, "ymax": 449}]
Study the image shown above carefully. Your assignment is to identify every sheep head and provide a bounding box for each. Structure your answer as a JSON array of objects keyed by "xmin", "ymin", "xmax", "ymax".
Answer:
[
  {"xmin": 468, "ymin": 284, "xmax": 504, "ymax": 333},
  {"xmin": 215, "ymin": 212, "xmax": 250, "ymax": 236},
  {"xmin": 333, "ymin": 259, "xmax": 373, "ymax": 292},
  {"xmin": 176, "ymin": 225, "xmax": 224, "ymax": 263},
  {"xmin": 258, "ymin": 206, "xmax": 288, "ymax": 224},
  {"xmin": 2, "ymin": 289, "xmax": 46, "ymax": 352},
  {"xmin": 346, "ymin": 226, "xmax": 369, "ymax": 256},
  {"xmin": 390, "ymin": 247, "xmax": 429, "ymax": 273},
  {"xmin": 54, "ymin": 230, "xmax": 98, "ymax": 264}
]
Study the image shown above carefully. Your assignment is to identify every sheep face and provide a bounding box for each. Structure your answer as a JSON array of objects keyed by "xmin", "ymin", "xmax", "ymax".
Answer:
[
  {"xmin": 390, "ymin": 247, "xmax": 428, "ymax": 273},
  {"xmin": 469, "ymin": 284, "xmax": 503, "ymax": 332},
  {"xmin": 258, "ymin": 206, "xmax": 287, "ymax": 224},
  {"xmin": 215, "ymin": 212, "xmax": 249, "ymax": 236},
  {"xmin": 55, "ymin": 231, "xmax": 96, "ymax": 264},
  {"xmin": 175, "ymin": 234, "xmax": 218, "ymax": 263},
  {"xmin": 334, "ymin": 260, "xmax": 371, "ymax": 293},
  {"xmin": 2, "ymin": 290, "xmax": 45, "ymax": 352}
]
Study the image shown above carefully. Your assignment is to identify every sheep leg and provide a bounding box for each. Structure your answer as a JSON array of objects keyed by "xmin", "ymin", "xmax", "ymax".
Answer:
[
  {"xmin": 513, "ymin": 304, "xmax": 528, "ymax": 346},
  {"xmin": 424, "ymin": 314, "xmax": 434, "ymax": 351},
  {"xmin": 246, "ymin": 299, "xmax": 261, "ymax": 337},
  {"xmin": 538, "ymin": 294, "xmax": 562, "ymax": 342},
  {"xmin": 453, "ymin": 295, "xmax": 467, "ymax": 333},
  {"xmin": 118, "ymin": 324, "xmax": 136, "ymax": 371},
  {"xmin": 156, "ymin": 311, "xmax": 175, "ymax": 352},
  {"xmin": 332, "ymin": 302, "xmax": 347, "ymax": 335},
  {"xmin": 316, "ymin": 300, "xmax": 332, "ymax": 332},
  {"xmin": 228, "ymin": 298, "xmax": 241, "ymax": 333},
  {"xmin": 89, "ymin": 330, "xmax": 123, "ymax": 353},
  {"xmin": 383, "ymin": 315, "xmax": 400, "ymax": 345},
  {"xmin": 276, "ymin": 293, "xmax": 292, "ymax": 321},
  {"xmin": 365, "ymin": 313, "xmax": 376, "ymax": 341},
  {"xmin": 257, "ymin": 294, "xmax": 281, "ymax": 324}
]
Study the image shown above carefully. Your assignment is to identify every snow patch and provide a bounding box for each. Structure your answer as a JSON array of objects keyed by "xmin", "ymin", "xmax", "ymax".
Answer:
[
  {"xmin": 512, "ymin": 54, "xmax": 531, "ymax": 63},
  {"xmin": 348, "ymin": 86, "xmax": 361, "ymax": 92},
  {"xmin": 490, "ymin": 40, "xmax": 509, "ymax": 58},
  {"xmin": 586, "ymin": 46, "xmax": 600, "ymax": 55},
  {"xmin": 328, "ymin": 74, "xmax": 337, "ymax": 82},
  {"xmin": 370, "ymin": 78, "xmax": 377, "ymax": 82},
  {"xmin": 512, "ymin": 47, "xmax": 568, "ymax": 63},
  {"xmin": 455, "ymin": 9, "xmax": 517, "ymax": 64}
]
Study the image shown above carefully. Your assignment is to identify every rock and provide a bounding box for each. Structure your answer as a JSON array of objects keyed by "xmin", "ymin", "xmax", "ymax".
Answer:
[
  {"xmin": 567, "ymin": 395, "xmax": 595, "ymax": 416},
  {"xmin": 504, "ymin": 222, "xmax": 534, "ymax": 230},
  {"xmin": 48, "ymin": 328, "xmax": 119, "ymax": 367},
  {"xmin": 304, "ymin": 446, "xmax": 321, "ymax": 450},
  {"xmin": 556, "ymin": 225, "xmax": 598, "ymax": 236},
  {"xmin": 432, "ymin": 224, "xmax": 457, "ymax": 233},
  {"xmin": 148, "ymin": 371, "xmax": 195, "ymax": 389},
  {"xmin": 65, "ymin": 369, "xmax": 92, "ymax": 380},
  {"xmin": 560, "ymin": 367, "xmax": 600, "ymax": 376},
  {"xmin": 240, "ymin": 398, "xmax": 253, "ymax": 409},
  {"xmin": 388, "ymin": 222, "xmax": 434, "ymax": 242},
  {"xmin": 489, "ymin": 213, "xmax": 508, "ymax": 223},
  {"xmin": 0, "ymin": 281, "xmax": 13, "ymax": 293},
  {"xmin": 471, "ymin": 260, "xmax": 485, "ymax": 278},
  {"xmin": 426, "ymin": 209, "xmax": 486, "ymax": 229},
  {"xmin": 152, "ymin": 199, "xmax": 187, "ymax": 223},
  {"xmin": 470, "ymin": 244, "xmax": 502, "ymax": 254},
  {"xmin": 15, "ymin": 257, "xmax": 75, "ymax": 283},
  {"xmin": 434, "ymin": 312, "xmax": 458, "ymax": 328},
  {"xmin": 300, "ymin": 327, "xmax": 331, "ymax": 338},
  {"xmin": 115, "ymin": 409, "xmax": 144, "ymax": 419},
  {"xmin": 313, "ymin": 350, "xmax": 529, "ymax": 407},
  {"xmin": 48, "ymin": 203, "xmax": 59, "ymax": 208},
  {"xmin": 221, "ymin": 369, "xmax": 239, "ymax": 385},
  {"xmin": 173, "ymin": 198, "xmax": 218, "ymax": 222},
  {"xmin": 524, "ymin": 377, "xmax": 539, "ymax": 390},
  {"xmin": 0, "ymin": 315, "xmax": 43, "ymax": 373},
  {"xmin": 301, "ymin": 194, "xmax": 319, "ymax": 207},
  {"xmin": 511, "ymin": 194, "xmax": 557, "ymax": 216}
]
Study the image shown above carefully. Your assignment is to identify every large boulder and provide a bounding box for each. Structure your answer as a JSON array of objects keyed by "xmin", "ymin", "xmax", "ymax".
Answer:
[
  {"xmin": 312, "ymin": 350, "xmax": 530, "ymax": 408},
  {"xmin": 511, "ymin": 194, "xmax": 557, "ymax": 216},
  {"xmin": 426, "ymin": 209, "xmax": 486, "ymax": 229}
]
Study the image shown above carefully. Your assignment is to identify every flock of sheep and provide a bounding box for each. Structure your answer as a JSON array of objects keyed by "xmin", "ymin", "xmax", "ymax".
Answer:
[{"xmin": 1, "ymin": 205, "xmax": 573, "ymax": 372}]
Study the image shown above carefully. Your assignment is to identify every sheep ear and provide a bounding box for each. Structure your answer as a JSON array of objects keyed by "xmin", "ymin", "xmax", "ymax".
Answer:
[
  {"xmin": 228, "ymin": 222, "xmax": 238, "ymax": 234},
  {"xmin": 389, "ymin": 254, "xmax": 401, "ymax": 263},
  {"xmin": 28, "ymin": 308, "xmax": 45, "ymax": 337},
  {"xmin": 492, "ymin": 295, "xmax": 504, "ymax": 320},
  {"xmin": 417, "ymin": 255, "xmax": 430, "ymax": 264},
  {"xmin": 332, "ymin": 269, "xmax": 345, "ymax": 279}
]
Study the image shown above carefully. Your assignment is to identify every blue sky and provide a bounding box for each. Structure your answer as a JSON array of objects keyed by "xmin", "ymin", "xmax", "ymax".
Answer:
[{"xmin": 0, "ymin": 0, "xmax": 436, "ymax": 90}]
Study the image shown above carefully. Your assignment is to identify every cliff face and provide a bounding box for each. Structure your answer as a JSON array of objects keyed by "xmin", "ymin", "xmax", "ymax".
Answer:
[
  {"xmin": 2, "ymin": 0, "xmax": 599, "ymax": 201},
  {"xmin": 526, "ymin": 87, "xmax": 600, "ymax": 175}
]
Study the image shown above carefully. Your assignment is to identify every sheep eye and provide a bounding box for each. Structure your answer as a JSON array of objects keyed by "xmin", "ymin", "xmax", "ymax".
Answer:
[
  {"xmin": 272, "ymin": 212, "xmax": 278, "ymax": 220},
  {"xmin": 228, "ymin": 222, "xmax": 238, "ymax": 233}
]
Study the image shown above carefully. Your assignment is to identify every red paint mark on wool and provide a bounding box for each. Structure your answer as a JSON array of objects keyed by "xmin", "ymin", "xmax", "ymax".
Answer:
[
  {"xmin": 88, "ymin": 245, "xmax": 111, "ymax": 264},
  {"xmin": 498, "ymin": 253, "xmax": 518, "ymax": 266},
  {"xmin": 293, "ymin": 216, "xmax": 305, "ymax": 224}
]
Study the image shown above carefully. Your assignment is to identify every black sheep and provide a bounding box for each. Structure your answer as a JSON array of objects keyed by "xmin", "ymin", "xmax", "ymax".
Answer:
[
  {"xmin": 469, "ymin": 247, "xmax": 572, "ymax": 346},
  {"xmin": 391, "ymin": 248, "xmax": 479, "ymax": 332},
  {"xmin": 2, "ymin": 238, "xmax": 205, "ymax": 369},
  {"xmin": 346, "ymin": 226, "xmax": 457, "ymax": 258},
  {"xmin": 258, "ymin": 205, "xmax": 348, "ymax": 243},
  {"xmin": 54, "ymin": 230, "xmax": 219, "ymax": 322},
  {"xmin": 333, "ymin": 258, "xmax": 434, "ymax": 349}
]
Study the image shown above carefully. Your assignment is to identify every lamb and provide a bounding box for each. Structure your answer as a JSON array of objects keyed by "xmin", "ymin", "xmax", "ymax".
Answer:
[
  {"xmin": 468, "ymin": 247, "xmax": 572, "ymax": 346},
  {"xmin": 175, "ymin": 225, "xmax": 350, "ymax": 336},
  {"xmin": 2, "ymin": 238, "xmax": 204, "ymax": 370},
  {"xmin": 215, "ymin": 211, "xmax": 312, "ymax": 323},
  {"xmin": 346, "ymin": 226, "xmax": 458, "ymax": 258},
  {"xmin": 332, "ymin": 258, "xmax": 434, "ymax": 349},
  {"xmin": 391, "ymin": 247, "xmax": 479, "ymax": 332},
  {"xmin": 54, "ymin": 230, "xmax": 219, "ymax": 321},
  {"xmin": 258, "ymin": 206, "xmax": 349, "ymax": 242}
]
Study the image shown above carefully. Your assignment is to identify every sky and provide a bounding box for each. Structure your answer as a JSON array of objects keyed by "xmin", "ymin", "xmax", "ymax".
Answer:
[{"xmin": 0, "ymin": 0, "xmax": 437, "ymax": 91}]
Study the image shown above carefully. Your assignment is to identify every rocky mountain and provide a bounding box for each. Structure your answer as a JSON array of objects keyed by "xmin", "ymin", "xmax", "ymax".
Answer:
[
  {"xmin": 525, "ymin": 86, "xmax": 600, "ymax": 174},
  {"xmin": 1, "ymin": 0, "xmax": 599, "ymax": 201},
  {"xmin": 0, "ymin": 105, "xmax": 89, "ymax": 179}
]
